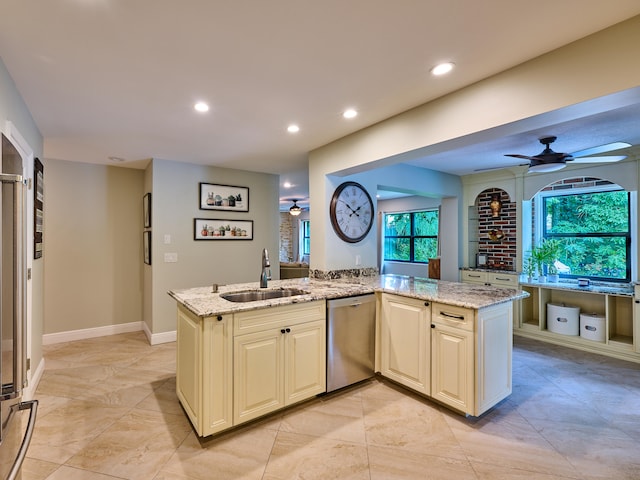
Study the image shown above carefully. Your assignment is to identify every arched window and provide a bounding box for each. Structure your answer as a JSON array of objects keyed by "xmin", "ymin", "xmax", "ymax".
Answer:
[{"xmin": 530, "ymin": 177, "xmax": 632, "ymax": 282}]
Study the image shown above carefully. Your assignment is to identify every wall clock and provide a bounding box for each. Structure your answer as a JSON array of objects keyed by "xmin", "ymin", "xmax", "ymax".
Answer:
[{"xmin": 329, "ymin": 181, "xmax": 374, "ymax": 243}]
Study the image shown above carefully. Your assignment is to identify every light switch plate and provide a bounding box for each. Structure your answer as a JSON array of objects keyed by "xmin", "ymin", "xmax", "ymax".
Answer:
[
  {"xmin": 164, "ymin": 234, "xmax": 171, "ymax": 244},
  {"xmin": 164, "ymin": 253, "xmax": 178, "ymax": 263}
]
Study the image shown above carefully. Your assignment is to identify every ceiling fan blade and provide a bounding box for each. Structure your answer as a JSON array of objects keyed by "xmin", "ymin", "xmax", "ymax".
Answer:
[
  {"xmin": 475, "ymin": 163, "xmax": 528, "ymax": 172},
  {"xmin": 572, "ymin": 142, "xmax": 631, "ymax": 158},
  {"xmin": 572, "ymin": 155, "xmax": 627, "ymax": 164},
  {"xmin": 505, "ymin": 154, "xmax": 536, "ymax": 160}
]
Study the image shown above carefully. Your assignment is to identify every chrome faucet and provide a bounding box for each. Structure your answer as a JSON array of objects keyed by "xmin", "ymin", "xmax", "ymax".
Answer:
[{"xmin": 260, "ymin": 248, "xmax": 271, "ymax": 288}]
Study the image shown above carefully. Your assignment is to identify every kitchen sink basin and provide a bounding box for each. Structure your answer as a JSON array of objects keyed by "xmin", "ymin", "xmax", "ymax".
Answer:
[{"xmin": 220, "ymin": 288, "xmax": 307, "ymax": 303}]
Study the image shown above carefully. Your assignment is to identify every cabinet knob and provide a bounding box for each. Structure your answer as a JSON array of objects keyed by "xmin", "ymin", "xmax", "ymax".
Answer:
[
  {"xmin": 424, "ymin": 302, "xmax": 430, "ymax": 307},
  {"xmin": 431, "ymin": 324, "xmax": 435, "ymax": 328},
  {"xmin": 636, "ymin": 300, "xmax": 640, "ymax": 304},
  {"xmin": 217, "ymin": 315, "xmax": 223, "ymax": 321},
  {"xmin": 281, "ymin": 329, "xmax": 286, "ymax": 334},
  {"xmin": 286, "ymin": 328, "xmax": 291, "ymax": 333}
]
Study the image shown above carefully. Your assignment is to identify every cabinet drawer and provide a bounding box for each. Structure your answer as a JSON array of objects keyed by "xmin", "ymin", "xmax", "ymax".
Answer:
[
  {"xmin": 234, "ymin": 300, "xmax": 325, "ymax": 336},
  {"xmin": 432, "ymin": 302, "xmax": 475, "ymax": 332},
  {"xmin": 487, "ymin": 273, "xmax": 518, "ymax": 287},
  {"xmin": 460, "ymin": 270, "xmax": 486, "ymax": 284}
]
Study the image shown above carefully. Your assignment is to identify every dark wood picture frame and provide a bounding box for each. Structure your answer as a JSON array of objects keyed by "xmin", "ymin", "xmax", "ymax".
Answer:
[
  {"xmin": 143, "ymin": 230, "xmax": 151, "ymax": 265},
  {"xmin": 194, "ymin": 218, "xmax": 253, "ymax": 240},
  {"xmin": 143, "ymin": 192, "xmax": 151, "ymax": 228},
  {"xmin": 199, "ymin": 183, "xmax": 249, "ymax": 212}
]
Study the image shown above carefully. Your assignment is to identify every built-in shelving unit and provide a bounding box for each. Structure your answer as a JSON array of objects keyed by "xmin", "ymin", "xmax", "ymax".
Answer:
[{"xmin": 515, "ymin": 282, "xmax": 639, "ymax": 363}]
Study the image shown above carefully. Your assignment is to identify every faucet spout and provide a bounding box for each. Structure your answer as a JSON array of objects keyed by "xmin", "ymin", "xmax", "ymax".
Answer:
[{"xmin": 260, "ymin": 248, "xmax": 271, "ymax": 288}]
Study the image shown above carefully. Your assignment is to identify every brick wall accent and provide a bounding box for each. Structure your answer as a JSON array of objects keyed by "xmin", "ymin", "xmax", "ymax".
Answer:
[
  {"xmin": 477, "ymin": 188, "xmax": 516, "ymax": 270},
  {"xmin": 279, "ymin": 212, "xmax": 294, "ymax": 262}
]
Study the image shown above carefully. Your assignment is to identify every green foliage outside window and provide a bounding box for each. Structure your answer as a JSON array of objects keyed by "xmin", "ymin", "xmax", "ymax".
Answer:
[
  {"xmin": 542, "ymin": 190, "xmax": 630, "ymax": 281},
  {"xmin": 384, "ymin": 210, "xmax": 439, "ymax": 263}
]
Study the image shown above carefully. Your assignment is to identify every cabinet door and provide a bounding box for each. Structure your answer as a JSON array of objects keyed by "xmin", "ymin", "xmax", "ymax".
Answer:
[
  {"xmin": 176, "ymin": 306, "xmax": 201, "ymax": 432},
  {"xmin": 285, "ymin": 320, "xmax": 326, "ymax": 404},
  {"xmin": 380, "ymin": 295, "xmax": 430, "ymax": 395},
  {"xmin": 234, "ymin": 329, "xmax": 285, "ymax": 425},
  {"xmin": 202, "ymin": 315, "xmax": 233, "ymax": 436},
  {"xmin": 431, "ymin": 324, "xmax": 474, "ymax": 414}
]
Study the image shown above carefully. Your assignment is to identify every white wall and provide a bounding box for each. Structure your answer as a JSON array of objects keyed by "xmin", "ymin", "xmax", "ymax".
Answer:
[
  {"xmin": 149, "ymin": 159, "xmax": 280, "ymax": 341},
  {"xmin": 309, "ymin": 15, "xmax": 640, "ymax": 276},
  {"xmin": 44, "ymin": 160, "xmax": 144, "ymax": 335}
]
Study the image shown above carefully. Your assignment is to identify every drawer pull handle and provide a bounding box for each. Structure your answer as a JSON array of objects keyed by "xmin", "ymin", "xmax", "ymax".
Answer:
[
  {"xmin": 495, "ymin": 277, "xmax": 510, "ymax": 281},
  {"xmin": 468, "ymin": 274, "xmax": 481, "ymax": 278},
  {"xmin": 440, "ymin": 311, "xmax": 465, "ymax": 321}
]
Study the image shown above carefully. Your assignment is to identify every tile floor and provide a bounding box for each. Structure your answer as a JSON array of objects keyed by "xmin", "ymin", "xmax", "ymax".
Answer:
[{"xmin": 17, "ymin": 332, "xmax": 640, "ymax": 479}]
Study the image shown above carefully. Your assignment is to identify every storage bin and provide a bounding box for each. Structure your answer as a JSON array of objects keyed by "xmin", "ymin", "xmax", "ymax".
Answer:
[
  {"xmin": 580, "ymin": 313, "xmax": 606, "ymax": 342},
  {"xmin": 547, "ymin": 303, "xmax": 580, "ymax": 336}
]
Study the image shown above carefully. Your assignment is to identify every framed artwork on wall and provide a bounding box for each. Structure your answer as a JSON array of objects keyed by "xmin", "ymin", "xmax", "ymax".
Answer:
[
  {"xmin": 199, "ymin": 183, "xmax": 249, "ymax": 212},
  {"xmin": 143, "ymin": 231, "xmax": 151, "ymax": 265},
  {"xmin": 34, "ymin": 157, "xmax": 44, "ymax": 259},
  {"xmin": 194, "ymin": 218, "xmax": 253, "ymax": 240},
  {"xmin": 143, "ymin": 192, "xmax": 151, "ymax": 228}
]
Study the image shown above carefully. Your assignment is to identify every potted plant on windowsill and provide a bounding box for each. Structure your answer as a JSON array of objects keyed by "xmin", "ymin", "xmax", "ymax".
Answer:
[
  {"xmin": 541, "ymin": 239, "xmax": 561, "ymax": 282},
  {"xmin": 523, "ymin": 255, "xmax": 535, "ymax": 283},
  {"xmin": 530, "ymin": 245, "xmax": 547, "ymax": 283}
]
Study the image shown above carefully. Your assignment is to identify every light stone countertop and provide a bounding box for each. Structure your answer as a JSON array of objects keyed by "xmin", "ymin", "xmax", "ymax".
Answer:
[{"xmin": 169, "ymin": 274, "xmax": 529, "ymax": 318}]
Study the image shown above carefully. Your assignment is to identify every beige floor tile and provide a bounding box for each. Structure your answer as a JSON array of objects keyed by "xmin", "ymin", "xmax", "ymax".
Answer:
[
  {"xmin": 262, "ymin": 431, "xmax": 370, "ymax": 480},
  {"xmin": 279, "ymin": 390, "xmax": 366, "ymax": 443},
  {"xmin": 24, "ymin": 332, "xmax": 640, "ymax": 480},
  {"xmin": 160, "ymin": 426, "xmax": 277, "ymax": 480},
  {"xmin": 41, "ymin": 465, "xmax": 128, "ymax": 479},
  {"xmin": 28, "ymin": 399, "xmax": 130, "ymax": 464},
  {"xmin": 65, "ymin": 409, "xmax": 192, "ymax": 480},
  {"xmin": 368, "ymin": 445, "xmax": 477, "ymax": 480}
]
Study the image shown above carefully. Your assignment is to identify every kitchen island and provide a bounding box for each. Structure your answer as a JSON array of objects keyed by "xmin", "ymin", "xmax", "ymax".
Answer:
[{"xmin": 169, "ymin": 275, "xmax": 527, "ymax": 436}]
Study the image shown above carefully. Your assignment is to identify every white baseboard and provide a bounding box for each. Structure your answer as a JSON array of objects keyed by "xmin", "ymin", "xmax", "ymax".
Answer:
[
  {"xmin": 23, "ymin": 356, "xmax": 45, "ymax": 401},
  {"xmin": 142, "ymin": 321, "xmax": 176, "ymax": 345},
  {"xmin": 42, "ymin": 321, "xmax": 145, "ymax": 345}
]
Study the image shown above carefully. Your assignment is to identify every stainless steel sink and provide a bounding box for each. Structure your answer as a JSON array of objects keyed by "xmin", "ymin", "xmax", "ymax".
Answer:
[{"xmin": 220, "ymin": 288, "xmax": 307, "ymax": 303}]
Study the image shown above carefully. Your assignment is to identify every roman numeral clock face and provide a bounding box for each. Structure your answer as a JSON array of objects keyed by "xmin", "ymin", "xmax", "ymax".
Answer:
[{"xmin": 329, "ymin": 181, "xmax": 374, "ymax": 243}]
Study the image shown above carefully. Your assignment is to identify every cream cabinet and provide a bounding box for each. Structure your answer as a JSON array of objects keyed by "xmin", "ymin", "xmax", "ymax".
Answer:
[
  {"xmin": 233, "ymin": 301, "xmax": 326, "ymax": 425},
  {"xmin": 176, "ymin": 304, "xmax": 233, "ymax": 437},
  {"xmin": 516, "ymin": 282, "xmax": 640, "ymax": 362},
  {"xmin": 430, "ymin": 303, "xmax": 474, "ymax": 413},
  {"xmin": 379, "ymin": 294, "xmax": 431, "ymax": 395},
  {"xmin": 460, "ymin": 269, "xmax": 519, "ymax": 288},
  {"xmin": 431, "ymin": 301, "xmax": 513, "ymax": 416}
]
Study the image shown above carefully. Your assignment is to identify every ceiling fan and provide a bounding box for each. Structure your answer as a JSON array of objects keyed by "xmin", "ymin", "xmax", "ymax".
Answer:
[{"xmin": 476, "ymin": 136, "xmax": 630, "ymax": 173}]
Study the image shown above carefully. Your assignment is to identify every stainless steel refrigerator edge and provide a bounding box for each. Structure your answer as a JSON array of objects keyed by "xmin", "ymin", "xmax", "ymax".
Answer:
[
  {"xmin": 326, "ymin": 294, "xmax": 376, "ymax": 392},
  {"xmin": 0, "ymin": 134, "xmax": 37, "ymax": 480}
]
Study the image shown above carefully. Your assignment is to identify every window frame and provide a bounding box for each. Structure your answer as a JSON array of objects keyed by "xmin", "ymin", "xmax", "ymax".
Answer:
[
  {"xmin": 536, "ymin": 185, "xmax": 632, "ymax": 283},
  {"xmin": 383, "ymin": 209, "xmax": 439, "ymax": 264},
  {"xmin": 301, "ymin": 220, "xmax": 310, "ymax": 256}
]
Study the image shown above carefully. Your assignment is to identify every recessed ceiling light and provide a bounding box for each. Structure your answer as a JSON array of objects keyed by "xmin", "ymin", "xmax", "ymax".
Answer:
[
  {"xmin": 283, "ymin": 182, "xmax": 292, "ymax": 188},
  {"xmin": 287, "ymin": 124, "xmax": 300, "ymax": 133},
  {"xmin": 108, "ymin": 156, "xmax": 125, "ymax": 162},
  {"xmin": 430, "ymin": 62, "xmax": 455, "ymax": 76},
  {"xmin": 343, "ymin": 108, "xmax": 358, "ymax": 119},
  {"xmin": 194, "ymin": 102, "xmax": 209, "ymax": 112}
]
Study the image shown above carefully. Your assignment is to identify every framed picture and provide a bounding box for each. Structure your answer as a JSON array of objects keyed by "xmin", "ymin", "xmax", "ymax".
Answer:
[
  {"xmin": 143, "ymin": 231, "xmax": 151, "ymax": 265},
  {"xmin": 34, "ymin": 157, "xmax": 44, "ymax": 259},
  {"xmin": 143, "ymin": 192, "xmax": 151, "ymax": 228},
  {"xmin": 199, "ymin": 183, "xmax": 249, "ymax": 212},
  {"xmin": 194, "ymin": 218, "xmax": 253, "ymax": 240}
]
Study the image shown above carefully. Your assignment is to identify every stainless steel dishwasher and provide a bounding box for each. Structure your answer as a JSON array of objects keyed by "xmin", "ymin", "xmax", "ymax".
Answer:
[{"xmin": 326, "ymin": 294, "xmax": 376, "ymax": 392}]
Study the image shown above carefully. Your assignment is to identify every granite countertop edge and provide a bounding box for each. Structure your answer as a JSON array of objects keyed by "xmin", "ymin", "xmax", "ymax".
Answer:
[{"xmin": 169, "ymin": 274, "xmax": 529, "ymax": 319}]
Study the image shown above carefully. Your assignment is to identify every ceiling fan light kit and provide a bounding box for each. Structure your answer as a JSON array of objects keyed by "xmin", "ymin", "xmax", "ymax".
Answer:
[{"xmin": 289, "ymin": 200, "xmax": 302, "ymax": 216}]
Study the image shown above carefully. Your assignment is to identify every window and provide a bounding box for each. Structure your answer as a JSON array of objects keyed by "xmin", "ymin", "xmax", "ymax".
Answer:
[
  {"xmin": 539, "ymin": 188, "xmax": 631, "ymax": 282},
  {"xmin": 384, "ymin": 210, "xmax": 439, "ymax": 263},
  {"xmin": 301, "ymin": 220, "xmax": 310, "ymax": 256}
]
